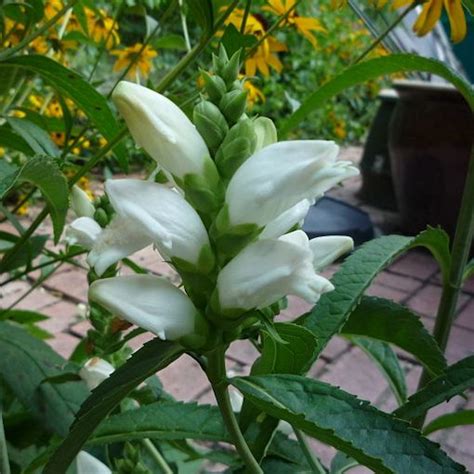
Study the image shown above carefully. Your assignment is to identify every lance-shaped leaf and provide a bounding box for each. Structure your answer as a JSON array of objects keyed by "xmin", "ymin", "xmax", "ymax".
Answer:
[
  {"xmin": 423, "ymin": 410, "xmax": 474, "ymax": 436},
  {"xmin": 0, "ymin": 55, "xmax": 128, "ymax": 169},
  {"xmin": 0, "ymin": 322, "xmax": 89, "ymax": 437},
  {"xmin": 232, "ymin": 374, "xmax": 465, "ymax": 473},
  {"xmin": 88, "ymin": 401, "xmax": 228, "ymax": 445},
  {"xmin": 44, "ymin": 339, "xmax": 184, "ymax": 474},
  {"xmin": 394, "ymin": 355, "xmax": 474, "ymax": 421},
  {"xmin": 297, "ymin": 228, "xmax": 450, "ymax": 363},
  {"xmin": 341, "ymin": 297, "xmax": 447, "ymax": 376},
  {"xmin": 0, "ymin": 155, "xmax": 68, "ymax": 243}
]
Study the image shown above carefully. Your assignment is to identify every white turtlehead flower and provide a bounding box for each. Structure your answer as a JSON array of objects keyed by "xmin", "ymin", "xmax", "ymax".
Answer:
[
  {"xmin": 89, "ymin": 275, "xmax": 202, "ymax": 341},
  {"xmin": 216, "ymin": 230, "xmax": 334, "ymax": 311},
  {"xmin": 260, "ymin": 199, "xmax": 313, "ymax": 240},
  {"xmin": 76, "ymin": 451, "xmax": 111, "ymax": 474},
  {"xmin": 79, "ymin": 357, "xmax": 115, "ymax": 390},
  {"xmin": 66, "ymin": 179, "xmax": 211, "ymax": 276},
  {"xmin": 70, "ymin": 185, "xmax": 95, "ymax": 218},
  {"xmin": 310, "ymin": 236, "xmax": 354, "ymax": 271},
  {"xmin": 225, "ymin": 140, "xmax": 359, "ymax": 228},
  {"xmin": 112, "ymin": 81, "xmax": 209, "ymax": 180}
]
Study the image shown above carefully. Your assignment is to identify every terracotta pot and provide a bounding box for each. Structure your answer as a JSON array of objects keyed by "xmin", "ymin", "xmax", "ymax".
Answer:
[{"xmin": 388, "ymin": 80, "xmax": 474, "ymax": 238}]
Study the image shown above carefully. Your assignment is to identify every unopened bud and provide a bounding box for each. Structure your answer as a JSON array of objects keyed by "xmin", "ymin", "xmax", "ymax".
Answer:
[
  {"xmin": 94, "ymin": 208, "xmax": 109, "ymax": 227},
  {"xmin": 221, "ymin": 50, "xmax": 242, "ymax": 87},
  {"xmin": 201, "ymin": 71, "xmax": 227, "ymax": 104},
  {"xmin": 193, "ymin": 100, "xmax": 229, "ymax": 154},
  {"xmin": 219, "ymin": 90, "xmax": 247, "ymax": 125},
  {"xmin": 215, "ymin": 119, "xmax": 257, "ymax": 178}
]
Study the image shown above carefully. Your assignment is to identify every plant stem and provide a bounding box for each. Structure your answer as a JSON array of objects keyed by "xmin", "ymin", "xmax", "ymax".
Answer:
[
  {"xmin": 414, "ymin": 145, "xmax": 474, "ymax": 428},
  {"xmin": 352, "ymin": 3, "xmax": 417, "ymax": 65},
  {"xmin": 294, "ymin": 428, "xmax": 326, "ymax": 474},
  {"xmin": 0, "ymin": 0, "xmax": 79, "ymax": 61},
  {"xmin": 141, "ymin": 439, "xmax": 173, "ymax": 474},
  {"xmin": 240, "ymin": 0, "xmax": 253, "ymax": 34},
  {"xmin": 207, "ymin": 347, "xmax": 263, "ymax": 474},
  {"xmin": 0, "ymin": 407, "xmax": 10, "ymax": 474}
]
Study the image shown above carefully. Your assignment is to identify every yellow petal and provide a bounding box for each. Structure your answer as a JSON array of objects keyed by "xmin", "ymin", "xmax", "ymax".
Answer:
[
  {"xmin": 443, "ymin": 0, "xmax": 467, "ymax": 42},
  {"xmin": 413, "ymin": 0, "xmax": 442, "ymax": 36},
  {"xmin": 392, "ymin": 0, "xmax": 414, "ymax": 9}
]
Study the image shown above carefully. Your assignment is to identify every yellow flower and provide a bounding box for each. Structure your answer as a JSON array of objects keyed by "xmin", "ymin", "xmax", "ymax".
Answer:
[
  {"xmin": 242, "ymin": 77, "xmax": 265, "ymax": 108},
  {"xmin": 0, "ymin": 147, "xmax": 5, "ymax": 158},
  {"xmin": 51, "ymin": 132, "xmax": 65, "ymax": 146},
  {"xmin": 263, "ymin": 0, "xmax": 326, "ymax": 47},
  {"xmin": 30, "ymin": 36, "xmax": 50, "ymax": 54},
  {"xmin": 86, "ymin": 8, "xmax": 120, "ymax": 48},
  {"xmin": 44, "ymin": 0, "xmax": 63, "ymax": 20},
  {"xmin": 111, "ymin": 43, "xmax": 158, "ymax": 80},
  {"xmin": 46, "ymin": 99, "xmax": 63, "ymax": 118},
  {"xmin": 330, "ymin": 0, "xmax": 347, "ymax": 8},
  {"xmin": 389, "ymin": 0, "xmax": 466, "ymax": 43},
  {"xmin": 225, "ymin": 9, "xmax": 288, "ymax": 77},
  {"xmin": 9, "ymin": 110, "xmax": 26, "ymax": 118}
]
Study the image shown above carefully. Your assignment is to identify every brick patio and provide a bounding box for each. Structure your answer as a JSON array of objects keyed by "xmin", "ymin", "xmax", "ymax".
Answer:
[{"xmin": 1, "ymin": 147, "xmax": 473, "ymax": 470}]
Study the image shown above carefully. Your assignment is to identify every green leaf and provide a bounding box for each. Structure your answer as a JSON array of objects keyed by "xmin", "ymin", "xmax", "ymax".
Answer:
[
  {"xmin": 330, "ymin": 452, "xmax": 358, "ymax": 474},
  {"xmin": 0, "ymin": 55, "xmax": 128, "ymax": 169},
  {"xmin": 221, "ymin": 23, "xmax": 257, "ymax": 57},
  {"xmin": 423, "ymin": 410, "xmax": 474, "ymax": 436},
  {"xmin": 394, "ymin": 355, "xmax": 474, "ymax": 421},
  {"xmin": 7, "ymin": 117, "xmax": 59, "ymax": 157},
  {"xmin": 239, "ymin": 323, "xmax": 318, "ymax": 454},
  {"xmin": 88, "ymin": 401, "xmax": 228, "ymax": 445},
  {"xmin": 152, "ymin": 33, "xmax": 187, "ymax": 50},
  {"xmin": 0, "ymin": 126, "xmax": 34, "ymax": 155},
  {"xmin": 348, "ymin": 336, "xmax": 407, "ymax": 405},
  {"xmin": 462, "ymin": 0, "xmax": 474, "ymax": 15},
  {"xmin": 297, "ymin": 228, "xmax": 449, "ymax": 364},
  {"xmin": 280, "ymin": 54, "xmax": 474, "ymax": 137},
  {"xmin": 232, "ymin": 375, "xmax": 466, "ymax": 473},
  {"xmin": 44, "ymin": 338, "xmax": 184, "ymax": 474},
  {"xmin": 0, "ymin": 231, "xmax": 47, "ymax": 271},
  {"xmin": 0, "ymin": 155, "xmax": 68, "ymax": 243},
  {"xmin": 185, "ymin": 0, "xmax": 214, "ymax": 36},
  {"xmin": 0, "ymin": 321, "xmax": 89, "ymax": 437},
  {"xmin": 342, "ymin": 297, "xmax": 447, "ymax": 376},
  {"xmin": 463, "ymin": 258, "xmax": 474, "ymax": 283}
]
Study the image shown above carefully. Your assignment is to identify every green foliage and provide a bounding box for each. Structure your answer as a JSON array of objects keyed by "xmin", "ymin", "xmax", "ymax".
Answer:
[
  {"xmin": 423, "ymin": 410, "xmax": 474, "ymax": 436},
  {"xmin": 348, "ymin": 336, "xmax": 407, "ymax": 405},
  {"xmin": 0, "ymin": 155, "xmax": 68, "ymax": 242},
  {"xmin": 394, "ymin": 355, "xmax": 474, "ymax": 421},
  {"xmin": 0, "ymin": 322, "xmax": 89, "ymax": 437},
  {"xmin": 232, "ymin": 374, "xmax": 465, "ymax": 473},
  {"xmin": 44, "ymin": 338, "xmax": 183, "ymax": 473},
  {"xmin": 342, "ymin": 296, "xmax": 447, "ymax": 376}
]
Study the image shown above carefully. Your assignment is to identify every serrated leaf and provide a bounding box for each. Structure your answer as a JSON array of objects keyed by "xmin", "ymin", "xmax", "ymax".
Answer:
[
  {"xmin": 44, "ymin": 338, "xmax": 183, "ymax": 474},
  {"xmin": 348, "ymin": 336, "xmax": 407, "ymax": 405},
  {"xmin": 394, "ymin": 355, "xmax": 474, "ymax": 421},
  {"xmin": 88, "ymin": 401, "xmax": 227, "ymax": 445},
  {"xmin": 0, "ymin": 321, "xmax": 89, "ymax": 437},
  {"xmin": 423, "ymin": 410, "xmax": 474, "ymax": 435},
  {"xmin": 239, "ymin": 323, "xmax": 318, "ymax": 455},
  {"xmin": 280, "ymin": 54, "xmax": 474, "ymax": 137},
  {"xmin": 0, "ymin": 55, "xmax": 128, "ymax": 169},
  {"xmin": 297, "ymin": 228, "xmax": 449, "ymax": 363},
  {"xmin": 232, "ymin": 375, "xmax": 466, "ymax": 473},
  {"xmin": 7, "ymin": 117, "xmax": 59, "ymax": 157},
  {"xmin": 342, "ymin": 296, "xmax": 447, "ymax": 376},
  {"xmin": 0, "ymin": 155, "xmax": 68, "ymax": 242}
]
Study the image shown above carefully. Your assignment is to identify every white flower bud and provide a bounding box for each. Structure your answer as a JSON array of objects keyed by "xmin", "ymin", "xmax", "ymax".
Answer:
[
  {"xmin": 310, "ymin": 236, "xmax": 354, "ymax": 271},
  {"xmin": 76, "ymin": 451, "xmax": 111, "ymax": 474},
  {"xmin": 112, "ymin": 81, "xmax": 209, "ymax": 180},
  {"xmin": 89, "ymin": 275, "xmax": 208, "ymax": 345},
  {"xmin": 70, "ymin": 185, "xmax": 95, "ymax": 218},
  {"xmin": 66, "ymin": 217, "xmax": 102, "ymax": 249},
  {"xmin": 216, "ymin": 230, "xmax": 334, "ymax": 312},
  {"xmin": 79, "ymin": 357, "xmax": 115, "ymax": 390},
  {"xmin": 225, "ymin": 140, "xmax": 359, "ymax": 228}
]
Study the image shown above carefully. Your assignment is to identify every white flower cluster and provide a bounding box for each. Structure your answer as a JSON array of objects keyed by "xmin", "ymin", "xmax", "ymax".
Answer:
[{"xmin": 68, "ymin": 71, "xmax": 358, "ymax": 348}]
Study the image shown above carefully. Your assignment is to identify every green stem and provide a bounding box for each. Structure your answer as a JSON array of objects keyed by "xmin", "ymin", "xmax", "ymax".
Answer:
[
  {"xmin": 240, "ymin": 0, "xmax": 253, "ymax": 34},
  {"xmin": 352, "ymin": 3, "xmax": 417, "ymax": 64},
  {"xmin": 414, "ymin": 145, "xmax": 474, "ymax": 428},
  {"xmin": 0, "ymin": 0, "xmax": 79, "ymax": 61},
  {"xmin": 141, "ymin": 439, "xmax": 173, "ymax": 474},
  {"xmin": 0, "ymin": 407, "xmax": 10, "ymax": 474},
  {"xmin": 207, "ymin": 347, "xmax": 263, "ymax": 474},
  {"xmin": 294, "ymin": 428, "xmax": 326, "ymax": 474}
]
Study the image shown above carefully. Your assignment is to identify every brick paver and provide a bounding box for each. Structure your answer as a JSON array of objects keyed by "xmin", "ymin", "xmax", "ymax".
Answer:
[{"xmin": 1, "ymin": 147, "xmax": 473, "ymax": 470}]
